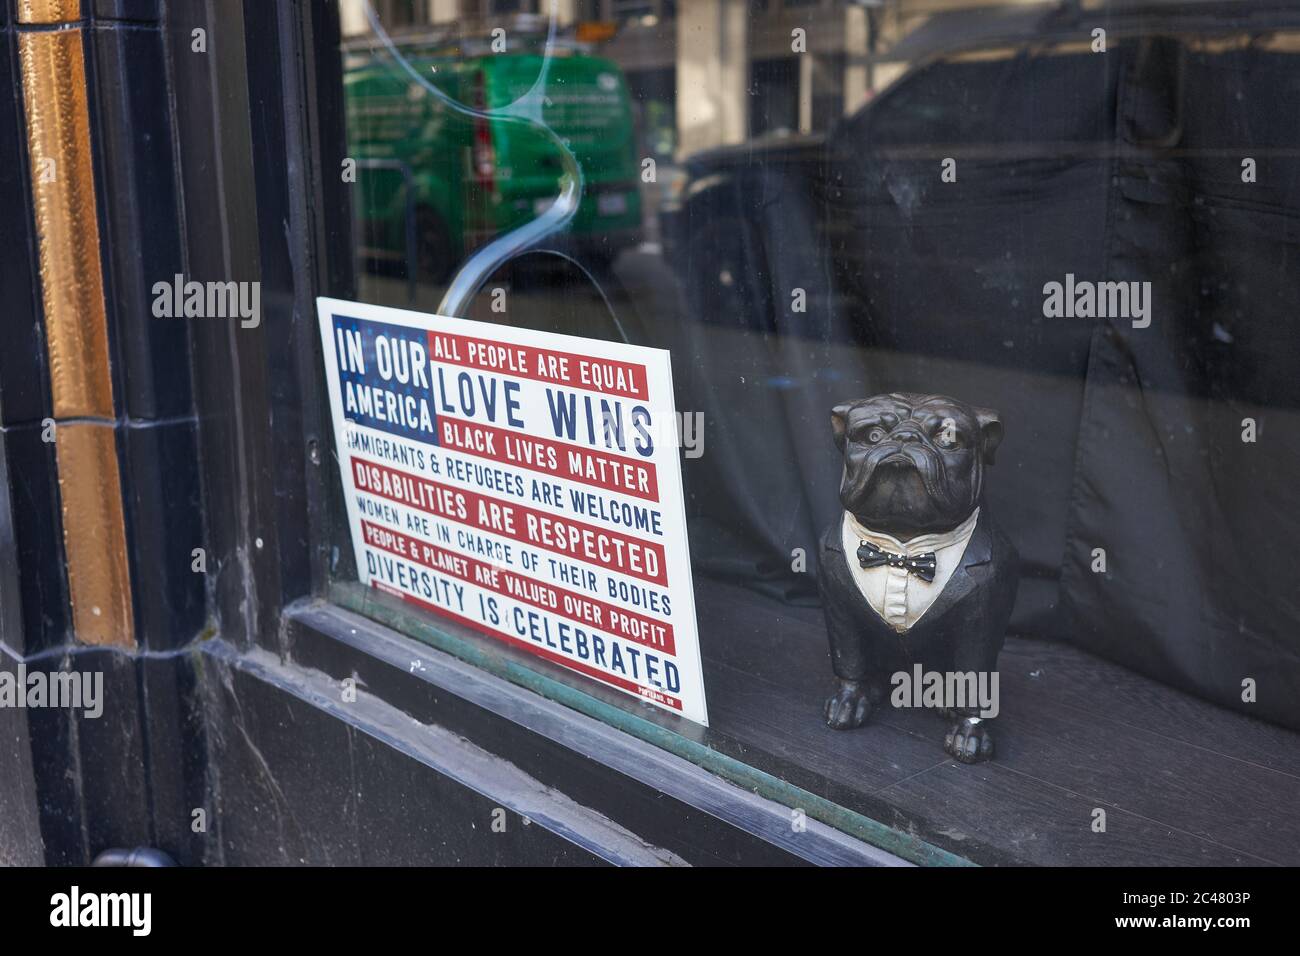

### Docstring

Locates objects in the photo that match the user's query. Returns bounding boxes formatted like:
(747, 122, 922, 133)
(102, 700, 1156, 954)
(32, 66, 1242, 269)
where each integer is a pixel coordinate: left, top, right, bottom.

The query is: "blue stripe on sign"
(332, 314, 439, 445)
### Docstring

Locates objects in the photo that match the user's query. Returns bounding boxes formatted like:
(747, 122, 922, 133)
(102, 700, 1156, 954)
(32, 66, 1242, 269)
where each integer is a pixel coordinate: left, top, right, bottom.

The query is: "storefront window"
(322, 0, 1300, 865)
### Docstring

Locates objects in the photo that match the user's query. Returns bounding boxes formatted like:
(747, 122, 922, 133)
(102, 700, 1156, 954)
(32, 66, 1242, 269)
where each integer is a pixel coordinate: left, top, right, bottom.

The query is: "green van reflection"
(345, 42, 643, 282)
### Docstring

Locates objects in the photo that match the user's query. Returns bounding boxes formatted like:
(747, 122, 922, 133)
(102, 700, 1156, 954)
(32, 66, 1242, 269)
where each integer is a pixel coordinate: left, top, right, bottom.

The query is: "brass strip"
(53, 424, 135, 649)
(19, 29, 115, 420)
(17, 0, 82, 25)
(19, 28, 136, 648)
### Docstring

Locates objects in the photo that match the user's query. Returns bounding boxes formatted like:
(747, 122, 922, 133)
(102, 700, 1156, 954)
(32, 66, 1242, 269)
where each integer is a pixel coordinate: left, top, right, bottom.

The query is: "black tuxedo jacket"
(818, 510, 1019, 684)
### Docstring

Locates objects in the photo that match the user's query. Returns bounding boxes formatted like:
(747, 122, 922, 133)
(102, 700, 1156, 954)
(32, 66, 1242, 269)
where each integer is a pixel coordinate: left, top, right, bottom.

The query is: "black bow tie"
(856, 540, 937, 582)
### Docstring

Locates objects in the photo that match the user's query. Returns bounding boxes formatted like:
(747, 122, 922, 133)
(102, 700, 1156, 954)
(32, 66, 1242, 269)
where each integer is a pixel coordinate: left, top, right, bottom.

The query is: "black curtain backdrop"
(670, 31, 1300, 730)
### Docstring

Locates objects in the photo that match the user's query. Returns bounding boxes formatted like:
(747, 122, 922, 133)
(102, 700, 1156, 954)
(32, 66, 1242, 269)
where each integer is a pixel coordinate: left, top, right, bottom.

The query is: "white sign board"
(316, 298, 708, 725)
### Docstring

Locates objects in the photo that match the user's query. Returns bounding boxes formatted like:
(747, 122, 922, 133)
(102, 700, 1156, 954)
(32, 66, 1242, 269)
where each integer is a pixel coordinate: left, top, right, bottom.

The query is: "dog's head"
(832, 392, 1003, 539)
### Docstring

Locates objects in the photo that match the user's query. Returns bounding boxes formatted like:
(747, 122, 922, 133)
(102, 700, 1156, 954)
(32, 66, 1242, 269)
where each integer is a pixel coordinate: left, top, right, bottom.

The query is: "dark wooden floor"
(694, 578, 1300, 866)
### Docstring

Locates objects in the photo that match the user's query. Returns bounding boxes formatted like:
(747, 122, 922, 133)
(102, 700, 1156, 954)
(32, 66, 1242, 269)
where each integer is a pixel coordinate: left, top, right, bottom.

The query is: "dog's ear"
(973, 406, 1003, 465)
(831, 403, 855, 451)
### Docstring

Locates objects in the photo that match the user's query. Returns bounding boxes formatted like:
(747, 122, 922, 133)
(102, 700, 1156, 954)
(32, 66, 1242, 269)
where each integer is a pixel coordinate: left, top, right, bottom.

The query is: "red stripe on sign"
(372, 581, 683, 711)
(361, 520, 676, 653)
(428, 330, 648, 400)
(351, 456, 667, 586)
(437, 414, 659, 501)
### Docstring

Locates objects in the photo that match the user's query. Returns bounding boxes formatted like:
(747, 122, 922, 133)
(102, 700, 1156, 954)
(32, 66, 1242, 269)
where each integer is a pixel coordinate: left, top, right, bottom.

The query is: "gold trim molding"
(53, 425, 135, 648)
(19, 27, 135, 648)
(19, 29, 114, 419)
(18, 0, 82, 25)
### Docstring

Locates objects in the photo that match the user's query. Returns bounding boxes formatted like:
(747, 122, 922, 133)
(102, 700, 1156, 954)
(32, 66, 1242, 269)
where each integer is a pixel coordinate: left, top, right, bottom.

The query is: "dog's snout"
(890, 426, 925, 444)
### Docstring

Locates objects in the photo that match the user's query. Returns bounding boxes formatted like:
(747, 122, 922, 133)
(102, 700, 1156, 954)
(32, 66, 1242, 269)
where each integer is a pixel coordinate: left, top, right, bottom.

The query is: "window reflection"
(331, 0, 1300, 863)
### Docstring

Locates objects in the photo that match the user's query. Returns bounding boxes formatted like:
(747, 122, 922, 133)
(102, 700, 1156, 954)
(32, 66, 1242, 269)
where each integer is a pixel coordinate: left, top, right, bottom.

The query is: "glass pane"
(322, 0, 1300, 866)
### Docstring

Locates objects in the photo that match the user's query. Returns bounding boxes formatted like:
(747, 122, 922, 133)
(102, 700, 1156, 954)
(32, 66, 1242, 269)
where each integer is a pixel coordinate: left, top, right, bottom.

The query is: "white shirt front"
(840, 508, 980, 634)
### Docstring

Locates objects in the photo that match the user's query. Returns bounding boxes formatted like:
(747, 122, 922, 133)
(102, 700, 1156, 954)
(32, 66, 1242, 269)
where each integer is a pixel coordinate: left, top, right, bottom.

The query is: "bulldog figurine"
(819, 392, 1018, 763)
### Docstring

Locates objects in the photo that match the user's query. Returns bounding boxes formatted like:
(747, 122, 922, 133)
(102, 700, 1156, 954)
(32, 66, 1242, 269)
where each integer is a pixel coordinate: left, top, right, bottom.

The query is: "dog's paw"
(944, 717, 995, 763)
(824, 680, 872, 730)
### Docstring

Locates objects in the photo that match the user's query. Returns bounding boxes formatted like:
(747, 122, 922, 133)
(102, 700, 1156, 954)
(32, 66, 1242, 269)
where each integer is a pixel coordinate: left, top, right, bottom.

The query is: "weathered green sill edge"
(330, 581, 976, 868)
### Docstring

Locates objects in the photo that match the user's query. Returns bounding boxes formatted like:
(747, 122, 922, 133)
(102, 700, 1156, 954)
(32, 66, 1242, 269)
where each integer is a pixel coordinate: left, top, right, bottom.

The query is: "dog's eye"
(934, 423, 960, 448)
(867, 428, 886, 443)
